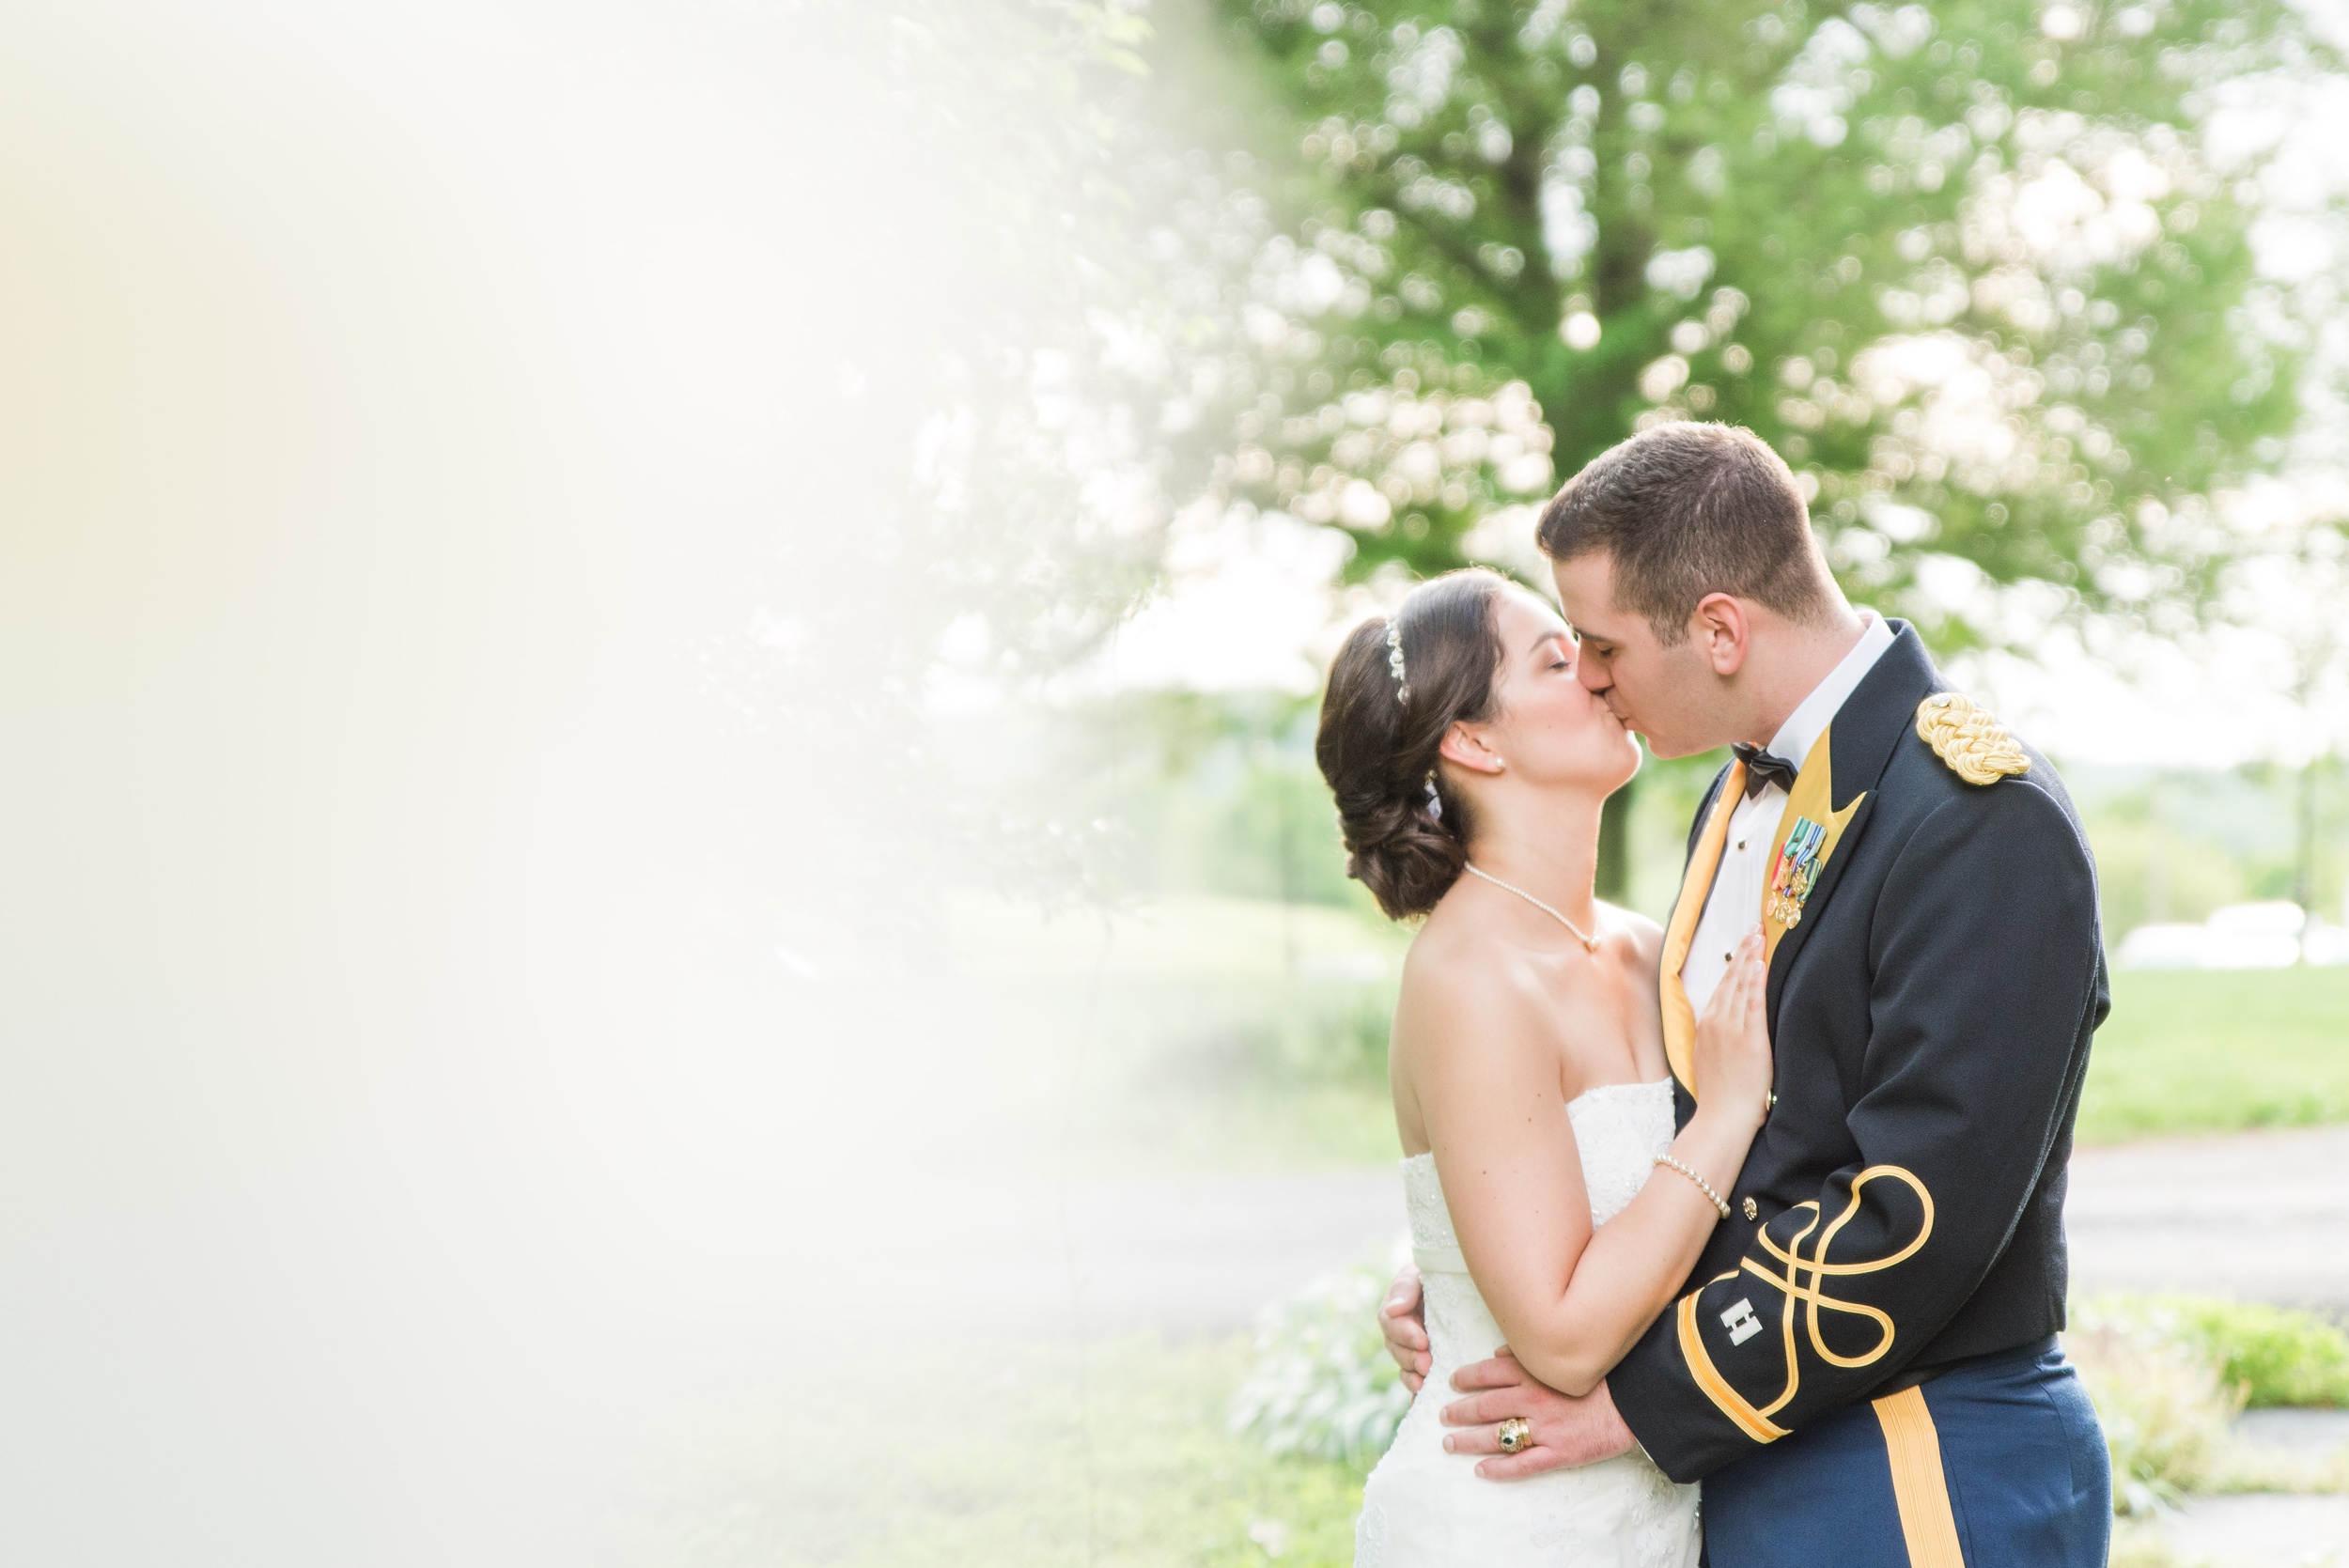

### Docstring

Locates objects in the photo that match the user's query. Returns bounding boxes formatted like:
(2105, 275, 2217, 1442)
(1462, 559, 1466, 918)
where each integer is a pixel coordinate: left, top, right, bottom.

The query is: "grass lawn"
(1179, 960, 2349, 1156)
(770, 1334, 1362, 1568)
(724, 1296, 2349, 1564)
(880, 893, 2349, 1168)
(2077, 967, 2349, 1142)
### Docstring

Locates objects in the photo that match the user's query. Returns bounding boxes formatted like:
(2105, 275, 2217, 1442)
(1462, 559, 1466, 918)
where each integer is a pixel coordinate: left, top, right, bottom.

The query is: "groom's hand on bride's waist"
(1440, 1350, 1637, 1481)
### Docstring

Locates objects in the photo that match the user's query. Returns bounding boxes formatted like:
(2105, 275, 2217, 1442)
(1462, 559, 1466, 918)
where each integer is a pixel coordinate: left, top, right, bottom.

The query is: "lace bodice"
(1359, 1078, 1701, 1568)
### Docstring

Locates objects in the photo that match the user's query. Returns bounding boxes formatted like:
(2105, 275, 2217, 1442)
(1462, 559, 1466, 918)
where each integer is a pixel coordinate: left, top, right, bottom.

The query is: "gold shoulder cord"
(1914, 692, 2029, 785)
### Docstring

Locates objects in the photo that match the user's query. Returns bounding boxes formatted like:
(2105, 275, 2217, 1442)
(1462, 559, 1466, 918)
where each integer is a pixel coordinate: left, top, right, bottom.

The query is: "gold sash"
(1659, 760, 1745, 1096)
(1761, 729, 1866, 965)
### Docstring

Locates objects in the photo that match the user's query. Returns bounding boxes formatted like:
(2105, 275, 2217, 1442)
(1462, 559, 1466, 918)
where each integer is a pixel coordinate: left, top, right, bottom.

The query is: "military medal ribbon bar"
(1767, 815, 1828, 928)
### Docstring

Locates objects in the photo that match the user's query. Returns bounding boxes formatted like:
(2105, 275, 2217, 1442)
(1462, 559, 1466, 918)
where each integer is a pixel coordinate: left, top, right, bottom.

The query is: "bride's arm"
(1415, 935, 1771, 1399)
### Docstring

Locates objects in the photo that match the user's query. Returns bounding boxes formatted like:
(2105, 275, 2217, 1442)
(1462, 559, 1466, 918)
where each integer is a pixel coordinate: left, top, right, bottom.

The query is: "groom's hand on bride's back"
(1439, 1349, 1637, 1480)
(1380, 1264, 1431, 1392)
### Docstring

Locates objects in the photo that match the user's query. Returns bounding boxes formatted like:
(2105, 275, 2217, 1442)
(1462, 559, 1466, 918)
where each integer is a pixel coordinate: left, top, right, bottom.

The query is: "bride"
(1315, 568, 1773, 1567)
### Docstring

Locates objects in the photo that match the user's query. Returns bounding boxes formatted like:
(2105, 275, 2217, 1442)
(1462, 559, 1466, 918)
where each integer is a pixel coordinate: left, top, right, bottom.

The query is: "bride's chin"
(1609, 735, 1642, 787)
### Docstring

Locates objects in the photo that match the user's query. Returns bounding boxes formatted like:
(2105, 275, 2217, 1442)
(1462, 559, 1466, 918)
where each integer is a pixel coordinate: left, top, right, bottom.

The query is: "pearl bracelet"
(1654, 1154, 1731, 1219)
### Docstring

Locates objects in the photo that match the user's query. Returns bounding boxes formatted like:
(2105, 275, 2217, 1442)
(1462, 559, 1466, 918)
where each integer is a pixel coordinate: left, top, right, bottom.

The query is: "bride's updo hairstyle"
(1315, 568, 1509, 920)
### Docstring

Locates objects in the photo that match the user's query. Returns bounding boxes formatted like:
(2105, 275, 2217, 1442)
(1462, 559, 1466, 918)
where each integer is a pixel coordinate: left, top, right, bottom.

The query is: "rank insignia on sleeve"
(1766, 814, 1828, 927)
(1720, 1296, 1763, 1345)
(1914, 691, 2030, 786)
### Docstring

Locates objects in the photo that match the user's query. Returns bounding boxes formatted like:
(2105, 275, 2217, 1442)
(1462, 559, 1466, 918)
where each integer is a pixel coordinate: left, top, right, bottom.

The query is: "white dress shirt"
(1679, 613, 1896, 1016)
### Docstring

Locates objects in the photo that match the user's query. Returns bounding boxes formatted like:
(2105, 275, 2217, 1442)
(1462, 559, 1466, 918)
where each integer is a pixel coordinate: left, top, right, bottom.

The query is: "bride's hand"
(1693, 927, 1772, 1128)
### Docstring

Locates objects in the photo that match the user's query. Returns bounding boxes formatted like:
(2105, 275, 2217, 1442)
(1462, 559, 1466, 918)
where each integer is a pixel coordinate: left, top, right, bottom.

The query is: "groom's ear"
(1689, 593, 1750, 677)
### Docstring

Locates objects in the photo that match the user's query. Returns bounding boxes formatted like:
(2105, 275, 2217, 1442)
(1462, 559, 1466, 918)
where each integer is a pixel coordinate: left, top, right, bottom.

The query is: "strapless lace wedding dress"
(1356, 1079, 1702, 1567)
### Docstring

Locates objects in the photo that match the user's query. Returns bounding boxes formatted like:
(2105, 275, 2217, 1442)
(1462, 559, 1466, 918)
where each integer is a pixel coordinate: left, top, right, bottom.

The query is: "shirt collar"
(1766, 612, 1895, 769)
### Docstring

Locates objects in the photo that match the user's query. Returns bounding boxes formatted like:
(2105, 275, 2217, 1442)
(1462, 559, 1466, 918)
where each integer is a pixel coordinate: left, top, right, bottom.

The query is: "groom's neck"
(1730, 604, 1868, 748)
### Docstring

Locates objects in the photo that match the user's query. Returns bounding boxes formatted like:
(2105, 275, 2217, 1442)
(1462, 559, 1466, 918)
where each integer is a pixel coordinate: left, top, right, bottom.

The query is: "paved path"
(2065, 1125, 2349, 1309)
(909, 1128, 2349, 1560)
(2168, 1493, 2349, 1565)
(813, 1123, 2349, 1385)
(981, 1124, 2349, 1341)
(2167, 1410, 2349, 1564)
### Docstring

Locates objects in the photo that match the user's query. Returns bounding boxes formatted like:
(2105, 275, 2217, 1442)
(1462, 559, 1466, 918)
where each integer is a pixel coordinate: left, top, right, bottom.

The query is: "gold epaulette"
(1914, 692, 2030, 785)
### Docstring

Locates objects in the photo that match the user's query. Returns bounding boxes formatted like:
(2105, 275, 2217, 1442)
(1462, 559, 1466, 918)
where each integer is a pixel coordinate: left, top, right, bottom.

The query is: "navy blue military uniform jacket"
(1610, 622, 2109, 1483)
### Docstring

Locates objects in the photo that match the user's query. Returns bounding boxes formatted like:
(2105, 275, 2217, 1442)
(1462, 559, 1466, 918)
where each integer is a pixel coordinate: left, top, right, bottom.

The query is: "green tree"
(1168, 0, 2337, 891)
(743, 0, 1267, 924)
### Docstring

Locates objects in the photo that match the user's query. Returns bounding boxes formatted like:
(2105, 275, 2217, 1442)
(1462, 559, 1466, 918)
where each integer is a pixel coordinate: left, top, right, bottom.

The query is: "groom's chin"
(1633, 724, 1724, 761)
(1629, 727, 1681, 758)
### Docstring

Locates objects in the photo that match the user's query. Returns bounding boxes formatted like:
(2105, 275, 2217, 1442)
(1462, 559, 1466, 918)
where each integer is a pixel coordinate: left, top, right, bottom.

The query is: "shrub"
(1231, 1266, 1414, 1467)
(1130, 977, 1396, 1095)
(2065, 1312, 2243, 1516)
(2077, 1293, 2349, 1408)
(2108, 1521, 2196, 1568)
(2170, 1297, 2349, 1407)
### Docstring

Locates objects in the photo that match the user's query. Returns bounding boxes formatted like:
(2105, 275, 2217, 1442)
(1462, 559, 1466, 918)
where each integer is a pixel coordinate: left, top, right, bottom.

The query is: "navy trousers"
(1699, 1339, 2109, 1568)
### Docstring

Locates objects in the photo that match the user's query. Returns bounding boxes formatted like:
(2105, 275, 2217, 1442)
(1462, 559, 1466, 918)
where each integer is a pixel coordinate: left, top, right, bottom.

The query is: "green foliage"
(2107, 1523, 2195, 1568)
(2069, 1302, 2245, 1514)
(1143, 975, 1399, 1091)
(1175, 0, 2333, 640)
(1130, 759, 1368, 906)
(2077, 967, 2349, 1141)
(2077, 1294, 2349, 1414)
(2069, 760, 2348, 939)
(756, 1, 1301, 922)
(2081, 819, 2255, 935)
(775, 1333, 1367, 1566)
(2069, 1293, 2349, 1524)
(1034, 690, 1370, 907)
(910, 891, 1410, 1172)
(2172, 1298, 2349, 1408)
(1231, 1266, 1416, 1464)
(919, 893, 2349, 1172)
(1622, 745, 1737, 919)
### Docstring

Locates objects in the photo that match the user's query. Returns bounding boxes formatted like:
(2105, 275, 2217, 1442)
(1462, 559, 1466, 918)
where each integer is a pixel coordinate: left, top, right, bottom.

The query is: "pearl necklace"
(1462, 863, 1601, 953)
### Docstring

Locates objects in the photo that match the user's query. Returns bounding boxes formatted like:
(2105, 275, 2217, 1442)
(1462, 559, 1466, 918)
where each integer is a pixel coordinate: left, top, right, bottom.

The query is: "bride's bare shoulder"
(1395, 905, 1555, 1039)
(1397, 910, 1493, 1002)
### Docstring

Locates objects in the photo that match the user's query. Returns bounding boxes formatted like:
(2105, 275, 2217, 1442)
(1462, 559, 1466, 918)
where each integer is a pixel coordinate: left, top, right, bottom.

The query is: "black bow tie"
(1733, 742, 1800, 799)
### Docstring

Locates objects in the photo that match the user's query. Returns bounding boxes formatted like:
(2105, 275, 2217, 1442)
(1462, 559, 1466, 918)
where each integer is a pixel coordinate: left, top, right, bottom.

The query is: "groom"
(1382, 423, 2111, 1565)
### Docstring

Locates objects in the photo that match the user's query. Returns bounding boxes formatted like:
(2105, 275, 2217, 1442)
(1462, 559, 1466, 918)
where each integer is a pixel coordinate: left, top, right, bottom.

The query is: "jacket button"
(1742, 1197, 1759, 1221)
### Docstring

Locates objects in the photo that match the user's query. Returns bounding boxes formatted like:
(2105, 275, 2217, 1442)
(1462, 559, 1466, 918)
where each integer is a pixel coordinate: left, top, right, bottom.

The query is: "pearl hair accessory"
(1385, 620, 1409, 704)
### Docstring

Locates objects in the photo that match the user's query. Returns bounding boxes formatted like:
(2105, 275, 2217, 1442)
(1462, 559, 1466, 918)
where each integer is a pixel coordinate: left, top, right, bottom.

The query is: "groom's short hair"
(1534, 423, 1837, 643)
